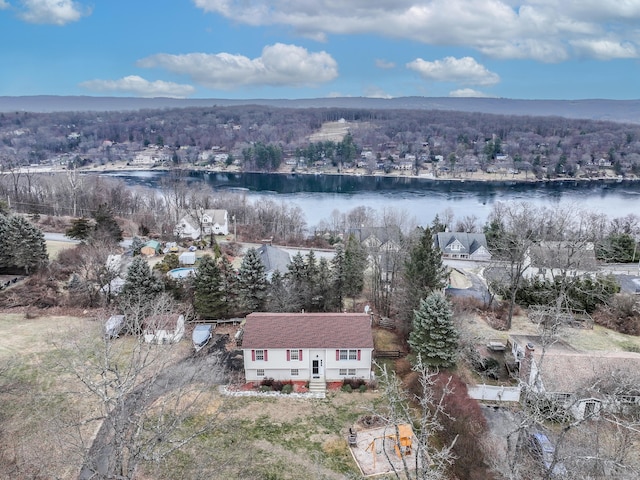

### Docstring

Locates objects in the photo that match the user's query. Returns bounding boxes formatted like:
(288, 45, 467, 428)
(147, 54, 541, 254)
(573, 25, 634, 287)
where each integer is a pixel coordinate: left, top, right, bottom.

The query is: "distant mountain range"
(2, 95, 640, 124)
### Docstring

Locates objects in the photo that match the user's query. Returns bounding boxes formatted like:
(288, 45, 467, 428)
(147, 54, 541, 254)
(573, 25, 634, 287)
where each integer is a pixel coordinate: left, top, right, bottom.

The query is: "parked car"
(528, 431, 568, 477)
(104, 315, 125, 339)
(192, 324, 213, 351)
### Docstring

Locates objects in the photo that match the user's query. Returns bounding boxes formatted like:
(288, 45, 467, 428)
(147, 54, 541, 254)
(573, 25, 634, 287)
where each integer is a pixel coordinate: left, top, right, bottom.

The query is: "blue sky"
(1, 0, 640, 100)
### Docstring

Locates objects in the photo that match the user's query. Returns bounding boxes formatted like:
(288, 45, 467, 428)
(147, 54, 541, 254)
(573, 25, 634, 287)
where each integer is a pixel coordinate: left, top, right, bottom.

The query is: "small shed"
(143, 314, 185, 344)
(179, 251, 196, 265)
(141, 240, 162, 256)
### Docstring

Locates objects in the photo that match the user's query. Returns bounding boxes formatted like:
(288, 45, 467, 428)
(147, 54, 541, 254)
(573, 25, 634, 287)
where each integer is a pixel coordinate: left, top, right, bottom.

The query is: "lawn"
(45, 239, 76, 260)
(0, 311, 391, 480)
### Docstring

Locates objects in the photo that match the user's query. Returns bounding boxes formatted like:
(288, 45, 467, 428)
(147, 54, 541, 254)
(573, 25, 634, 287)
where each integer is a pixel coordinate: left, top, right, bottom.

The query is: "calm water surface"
(102, 170, 640, 227)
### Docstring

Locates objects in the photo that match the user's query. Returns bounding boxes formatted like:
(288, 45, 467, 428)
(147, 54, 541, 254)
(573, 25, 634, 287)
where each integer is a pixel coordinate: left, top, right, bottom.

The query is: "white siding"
(243, 347, 373, 382)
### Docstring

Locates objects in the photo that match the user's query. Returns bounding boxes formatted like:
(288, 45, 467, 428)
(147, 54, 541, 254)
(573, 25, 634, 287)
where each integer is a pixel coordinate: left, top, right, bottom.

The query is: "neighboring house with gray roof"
(511, 335, 640, 419)
(435, 232, 492, 261)
(257, 244, 291, 280)
(174, 209, 229, 240)
(242, 313, 374, 385)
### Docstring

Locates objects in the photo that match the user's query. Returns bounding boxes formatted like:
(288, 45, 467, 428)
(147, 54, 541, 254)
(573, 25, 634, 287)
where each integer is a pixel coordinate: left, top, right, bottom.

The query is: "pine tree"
(237, 247, 267, 312)
(219, 255, 239, 316)
(404, 227, 448, 314)
(344, 234, 368, 307)
(192, 255, 225, 319)
(286, 252, 308, 311)
(408, 293, 458, 369)
(119, 256, 163, 332)
(66, 217, 94, 241)
(93, 203, 123, 244)
(266, 270, 294, 312)
(130, 236, 145, 256)
(331, 243, 346, 311)
(314, 257, 335, 312)
(7, 215, 48, 274)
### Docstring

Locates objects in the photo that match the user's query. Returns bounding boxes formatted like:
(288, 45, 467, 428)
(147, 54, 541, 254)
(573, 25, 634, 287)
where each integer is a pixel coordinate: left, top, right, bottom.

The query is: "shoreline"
(79, 161, 639, 186)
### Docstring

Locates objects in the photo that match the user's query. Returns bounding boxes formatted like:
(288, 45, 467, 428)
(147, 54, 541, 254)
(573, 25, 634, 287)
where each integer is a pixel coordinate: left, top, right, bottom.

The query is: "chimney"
(519, 342, 535, 384)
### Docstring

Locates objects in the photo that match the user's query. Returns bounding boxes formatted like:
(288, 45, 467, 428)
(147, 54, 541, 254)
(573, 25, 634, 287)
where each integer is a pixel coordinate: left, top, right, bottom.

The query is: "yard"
(0, 311, 392, 480)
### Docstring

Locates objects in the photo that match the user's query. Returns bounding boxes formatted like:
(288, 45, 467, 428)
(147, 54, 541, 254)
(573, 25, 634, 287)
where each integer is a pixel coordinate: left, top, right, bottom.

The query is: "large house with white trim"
(435, 232, 492, 261)
(174, 209, 229, 240)
(241, 312, 374, 386)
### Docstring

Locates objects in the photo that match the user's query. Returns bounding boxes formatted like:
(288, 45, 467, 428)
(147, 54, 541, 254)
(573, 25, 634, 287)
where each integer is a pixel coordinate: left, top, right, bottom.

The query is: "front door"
(310, 350, 325, 379)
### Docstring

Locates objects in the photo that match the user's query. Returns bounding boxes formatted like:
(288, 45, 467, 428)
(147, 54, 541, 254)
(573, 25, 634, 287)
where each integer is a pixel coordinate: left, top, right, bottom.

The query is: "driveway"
(446, 267, 491, 303)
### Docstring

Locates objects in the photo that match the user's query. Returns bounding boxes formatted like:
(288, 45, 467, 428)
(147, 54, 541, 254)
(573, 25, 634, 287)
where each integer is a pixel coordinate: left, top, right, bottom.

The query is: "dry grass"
(0, 312, 94, 358)
(373, 328, 403, 352)
(45, 239, 77, 260)
(458, 306, 640, 353)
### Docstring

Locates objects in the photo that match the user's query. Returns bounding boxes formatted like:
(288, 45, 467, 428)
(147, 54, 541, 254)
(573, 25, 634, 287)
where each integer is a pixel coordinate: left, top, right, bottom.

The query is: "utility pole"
(233, 215, 237, 242)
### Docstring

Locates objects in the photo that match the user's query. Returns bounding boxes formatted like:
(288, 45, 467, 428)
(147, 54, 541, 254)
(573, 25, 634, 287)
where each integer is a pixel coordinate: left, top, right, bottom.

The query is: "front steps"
(308, 378, 327, 397)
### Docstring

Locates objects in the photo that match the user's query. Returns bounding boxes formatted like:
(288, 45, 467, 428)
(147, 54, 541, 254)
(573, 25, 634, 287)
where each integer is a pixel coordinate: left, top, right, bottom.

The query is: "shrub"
(260, 378, 275, 388)
(593, 295, 640, 336)
(341, 384, 352, 393)
(358, 384, 367, 393)
(281, 384, 293, 394)
(342, 378, 366, 390)
(433, 373, 493, 480)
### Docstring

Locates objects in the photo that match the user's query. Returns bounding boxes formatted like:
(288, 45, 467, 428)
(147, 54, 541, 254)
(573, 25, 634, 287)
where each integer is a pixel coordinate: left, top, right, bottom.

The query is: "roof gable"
(436, 232, 489, 253)
(242, 313, 374, 349)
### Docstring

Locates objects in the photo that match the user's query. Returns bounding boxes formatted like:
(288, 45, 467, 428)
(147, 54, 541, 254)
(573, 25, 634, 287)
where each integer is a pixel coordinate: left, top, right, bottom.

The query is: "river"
(101, 170, 640, 227)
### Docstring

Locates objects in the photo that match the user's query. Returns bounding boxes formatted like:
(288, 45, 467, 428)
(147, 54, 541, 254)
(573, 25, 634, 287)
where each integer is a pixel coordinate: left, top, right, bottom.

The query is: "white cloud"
(407, 56, 500, 86)
(449, 88, 493, 98)
(571, 39, 638, 60)
(0, 1, 9, 10)
(138, 43, 338, 90)
(193, 0, 640, 62)
(375, 59, 396, 69)
(18, 0, 89, 25)
(79, 76, 196, 98)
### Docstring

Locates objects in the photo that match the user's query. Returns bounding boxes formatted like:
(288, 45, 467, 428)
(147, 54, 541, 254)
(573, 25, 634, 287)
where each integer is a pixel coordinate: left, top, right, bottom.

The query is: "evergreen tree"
(344, 235, 368, 307)
(409, 293, 458, 369)
(404, 227, 448, 313)
(266, 270, 294, 312)
(314, 257, 335, 312)
(93, 203, 123, 244)
(286, 252, 308, 311)
(237, 247, 267, 312)
(219, 255, 239, 316)
(6, 215, 48, 274)
(192, 255, 225, 319)
(130, 236, 145, 256)
(119, 256, 163, 331)
(66, 217, 93, 241)
(331, 243, 346, 311)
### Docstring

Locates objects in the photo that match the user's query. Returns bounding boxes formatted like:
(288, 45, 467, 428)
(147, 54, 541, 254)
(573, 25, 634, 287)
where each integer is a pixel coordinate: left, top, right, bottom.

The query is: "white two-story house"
(174, 209, 229, 240)
(242, 312, 374, 385)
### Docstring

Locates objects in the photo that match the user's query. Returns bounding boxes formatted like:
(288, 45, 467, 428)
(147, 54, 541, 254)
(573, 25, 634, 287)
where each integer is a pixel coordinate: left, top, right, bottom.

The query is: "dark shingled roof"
(242, 313, 374, 349)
